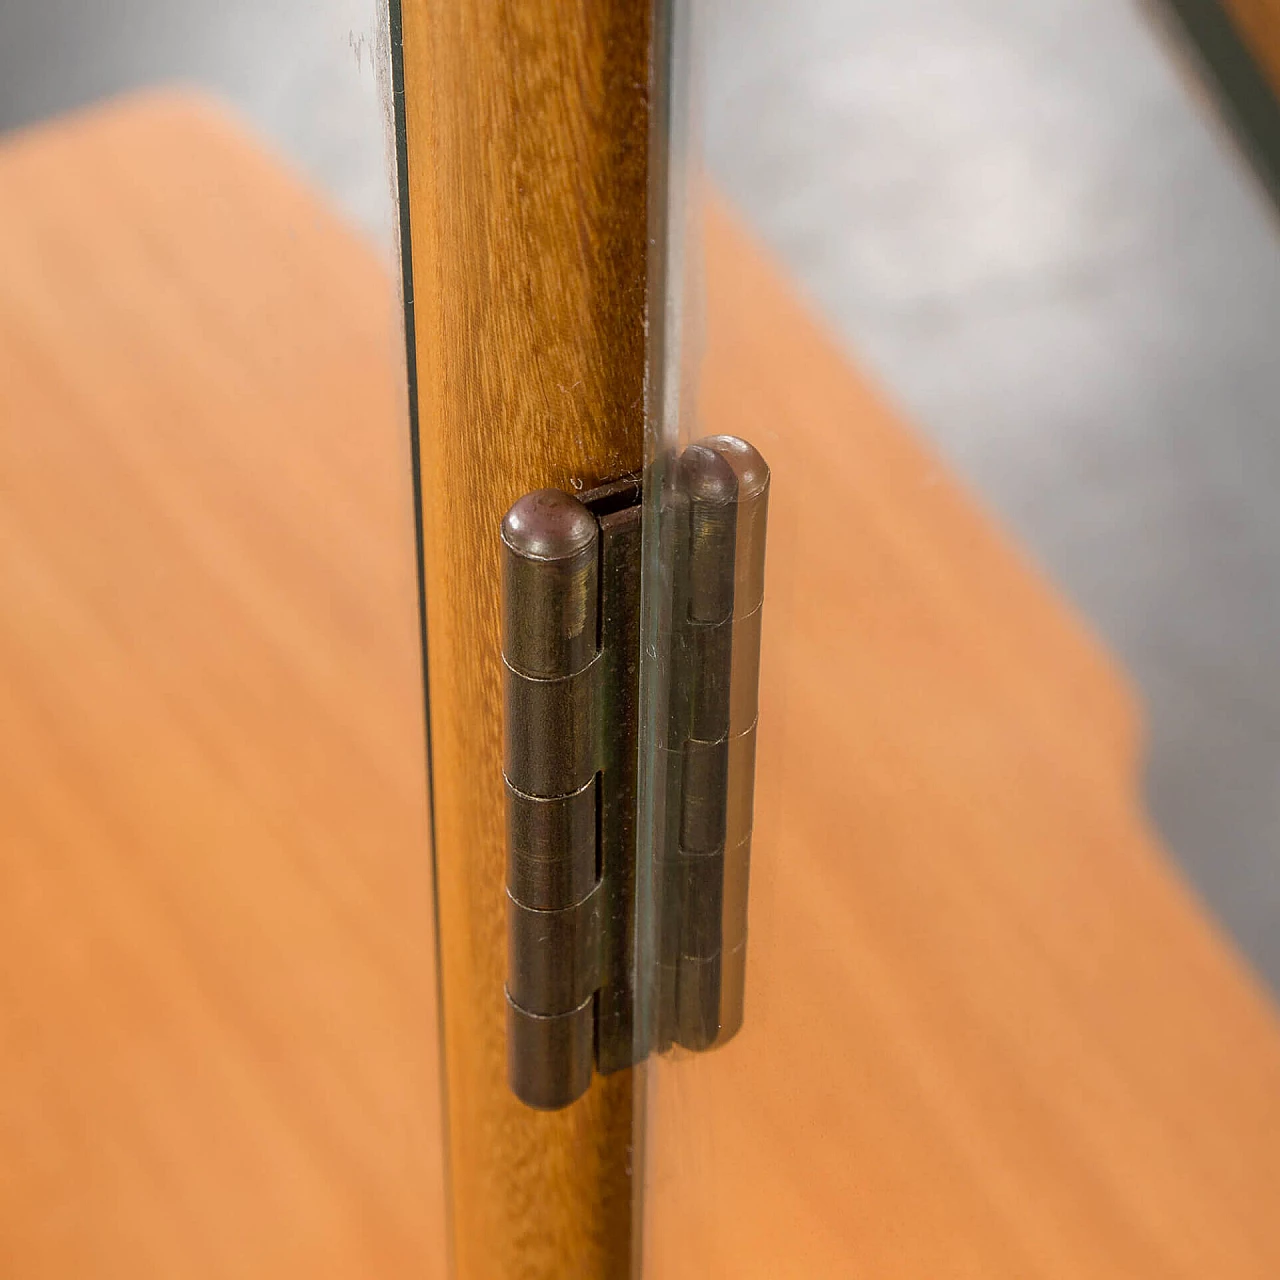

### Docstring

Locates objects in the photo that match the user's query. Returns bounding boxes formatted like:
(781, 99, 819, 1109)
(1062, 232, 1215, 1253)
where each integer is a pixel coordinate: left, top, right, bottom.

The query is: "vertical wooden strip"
(396, 1, 651, 1274)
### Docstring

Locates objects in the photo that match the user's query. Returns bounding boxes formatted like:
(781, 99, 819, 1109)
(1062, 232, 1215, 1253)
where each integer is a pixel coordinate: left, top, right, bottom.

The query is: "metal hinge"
(501, 436, 769, 1110)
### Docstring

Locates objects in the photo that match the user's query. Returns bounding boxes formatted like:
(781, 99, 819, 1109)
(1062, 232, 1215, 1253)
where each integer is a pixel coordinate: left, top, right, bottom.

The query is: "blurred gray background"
(1, 0, 1278, 986)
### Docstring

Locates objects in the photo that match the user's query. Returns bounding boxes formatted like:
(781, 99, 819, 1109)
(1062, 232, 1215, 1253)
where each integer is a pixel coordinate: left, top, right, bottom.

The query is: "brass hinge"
(501, 437, 769, 1110)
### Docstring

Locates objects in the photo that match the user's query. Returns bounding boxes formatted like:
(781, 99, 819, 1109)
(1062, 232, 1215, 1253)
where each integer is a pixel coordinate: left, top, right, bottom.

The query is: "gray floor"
(2, 0, 1279, 987)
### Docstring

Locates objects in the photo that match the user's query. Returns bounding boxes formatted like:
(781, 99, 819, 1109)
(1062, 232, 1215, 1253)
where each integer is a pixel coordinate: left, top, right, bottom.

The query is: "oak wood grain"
(0, 95, 445, 1280)
(396, 1, 651, 1274)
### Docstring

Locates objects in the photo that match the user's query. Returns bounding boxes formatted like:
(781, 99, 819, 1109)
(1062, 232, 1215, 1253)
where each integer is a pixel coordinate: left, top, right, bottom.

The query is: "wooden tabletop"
(1, 94, 1278, 1278)
(0, 95, 444, 1279)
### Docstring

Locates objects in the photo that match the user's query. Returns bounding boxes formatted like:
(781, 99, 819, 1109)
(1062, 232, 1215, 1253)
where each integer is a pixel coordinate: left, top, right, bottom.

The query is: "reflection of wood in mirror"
(643, 201, 1280, 1277)
(395, 1, 650, 1274)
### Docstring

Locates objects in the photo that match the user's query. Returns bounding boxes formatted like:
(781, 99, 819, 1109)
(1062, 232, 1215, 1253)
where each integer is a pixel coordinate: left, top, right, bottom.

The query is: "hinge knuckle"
(678, 444, 738, 625)
(506, 884, 603, 1012)
(675, 953, 722, 1051)
(505, 777, 597, 909)
(502, 657, 599, 797)
(679, 740, 730, 853)
(505, 993, 594, 1113)
(501, 488, 599, 678)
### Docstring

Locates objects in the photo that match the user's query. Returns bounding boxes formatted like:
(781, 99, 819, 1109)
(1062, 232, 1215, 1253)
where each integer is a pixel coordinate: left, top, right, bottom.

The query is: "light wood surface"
(396, 1, 650, 1272)
(3, 95, 1280, 1280)
(0, 96, 445, 1278)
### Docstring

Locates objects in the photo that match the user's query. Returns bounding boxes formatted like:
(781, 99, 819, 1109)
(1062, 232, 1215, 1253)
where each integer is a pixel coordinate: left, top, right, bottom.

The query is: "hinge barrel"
(705, 435, 770, 1043)
(660, 444, 738, 1050)
(501, 490, 603, 1110)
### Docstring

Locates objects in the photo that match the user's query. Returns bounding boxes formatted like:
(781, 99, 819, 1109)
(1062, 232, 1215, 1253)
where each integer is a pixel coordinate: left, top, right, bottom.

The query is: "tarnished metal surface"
(501, 442, 767, 1107)
(659, 444, 738, 1051)
(501, 489, 604, 1110)
(703, 435, 770, 1045)
(501, 479, 643, 1108)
